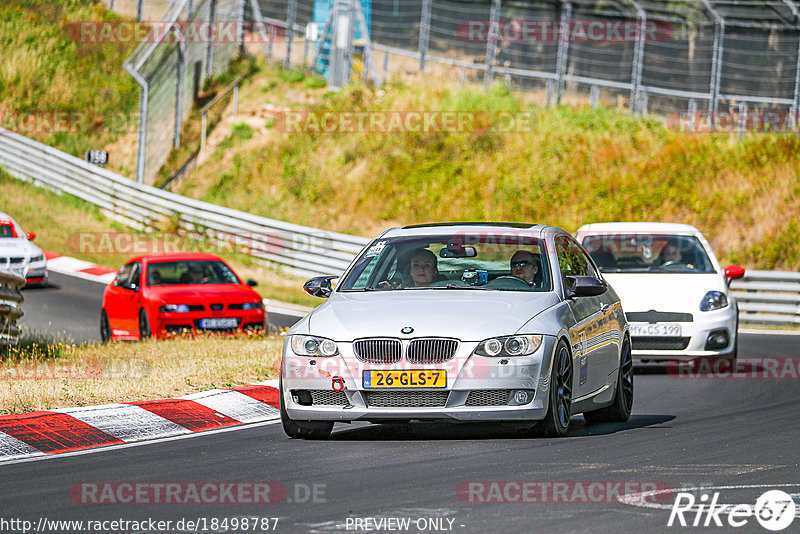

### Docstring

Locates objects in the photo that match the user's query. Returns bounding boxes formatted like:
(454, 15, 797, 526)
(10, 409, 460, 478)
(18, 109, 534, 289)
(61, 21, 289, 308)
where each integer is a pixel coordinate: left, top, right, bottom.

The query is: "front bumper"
(280, 336, 557, 423)
(629, 305, 737, 359)
(154, 310, 266, 336)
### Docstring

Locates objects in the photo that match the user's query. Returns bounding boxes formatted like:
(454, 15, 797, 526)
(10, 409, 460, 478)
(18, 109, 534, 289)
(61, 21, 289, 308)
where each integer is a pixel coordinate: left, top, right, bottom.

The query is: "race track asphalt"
(1, 331, 798, 534)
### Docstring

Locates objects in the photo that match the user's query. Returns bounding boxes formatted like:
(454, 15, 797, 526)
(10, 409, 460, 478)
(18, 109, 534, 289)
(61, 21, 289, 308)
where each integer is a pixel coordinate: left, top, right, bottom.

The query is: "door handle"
(600, 303, 613, 313)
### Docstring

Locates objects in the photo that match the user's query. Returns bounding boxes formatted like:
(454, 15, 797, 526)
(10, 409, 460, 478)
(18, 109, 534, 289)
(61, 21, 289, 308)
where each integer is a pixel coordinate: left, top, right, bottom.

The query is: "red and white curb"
(44, 251, 118, 284)
(0, 379, 280, 462)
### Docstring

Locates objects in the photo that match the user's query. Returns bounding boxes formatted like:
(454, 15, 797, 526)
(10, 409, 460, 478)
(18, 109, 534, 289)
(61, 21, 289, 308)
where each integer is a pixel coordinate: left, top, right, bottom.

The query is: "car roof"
(380, 222, 552, 238)
(576, 222, 702, 235)
(124, 253, 226, 264)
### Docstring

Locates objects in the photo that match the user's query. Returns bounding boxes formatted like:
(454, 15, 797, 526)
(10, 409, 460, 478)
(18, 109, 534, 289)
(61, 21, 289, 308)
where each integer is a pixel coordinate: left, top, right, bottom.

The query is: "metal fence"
(732, 270, 800, 326)
(254, 0, 800, 122)
(0, 130, 369, 278)
(0, 271, 25, 347)
(124, 0, 246, 184)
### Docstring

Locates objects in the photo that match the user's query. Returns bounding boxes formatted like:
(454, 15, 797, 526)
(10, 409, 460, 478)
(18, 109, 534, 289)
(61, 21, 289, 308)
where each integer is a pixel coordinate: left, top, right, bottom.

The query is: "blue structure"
(313, 0, 372, 76)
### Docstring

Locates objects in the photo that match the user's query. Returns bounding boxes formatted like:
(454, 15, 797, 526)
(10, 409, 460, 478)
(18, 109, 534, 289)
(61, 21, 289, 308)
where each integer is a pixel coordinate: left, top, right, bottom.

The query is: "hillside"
(0, 0, 140, 175)
(173, 64, 800, 270)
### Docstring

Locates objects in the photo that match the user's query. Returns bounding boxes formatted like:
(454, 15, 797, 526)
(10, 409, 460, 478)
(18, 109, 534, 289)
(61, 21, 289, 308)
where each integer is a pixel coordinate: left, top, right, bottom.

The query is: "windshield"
(581, 234, 715, 273)
(146, 260, 241, 286)
(339, 234, 552, 292)
(0, 223, 16, 238)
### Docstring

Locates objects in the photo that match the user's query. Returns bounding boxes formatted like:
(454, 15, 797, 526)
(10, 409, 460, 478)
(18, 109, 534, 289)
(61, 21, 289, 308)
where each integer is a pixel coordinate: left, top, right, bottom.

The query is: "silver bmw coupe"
(280, 223, 632, 439)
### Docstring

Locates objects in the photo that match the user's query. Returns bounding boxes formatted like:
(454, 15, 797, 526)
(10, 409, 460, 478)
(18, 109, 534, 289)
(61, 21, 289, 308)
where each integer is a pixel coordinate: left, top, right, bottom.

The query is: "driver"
(510, 250, 540, 286)
(659, 239, 695, 269)
(407, 248, 439, 287)
(186, 264, 207, 284)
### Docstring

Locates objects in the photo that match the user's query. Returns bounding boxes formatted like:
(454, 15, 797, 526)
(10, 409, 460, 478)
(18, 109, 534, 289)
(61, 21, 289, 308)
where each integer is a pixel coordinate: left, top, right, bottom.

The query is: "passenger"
(510, 250, 540, 286)
(407, 248, 439, 287)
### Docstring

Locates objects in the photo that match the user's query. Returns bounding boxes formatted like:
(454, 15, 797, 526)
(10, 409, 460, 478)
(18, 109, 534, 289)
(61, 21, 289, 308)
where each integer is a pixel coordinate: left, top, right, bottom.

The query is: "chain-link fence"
(123, 0, 246, 184)
(253, 0, 800, 126)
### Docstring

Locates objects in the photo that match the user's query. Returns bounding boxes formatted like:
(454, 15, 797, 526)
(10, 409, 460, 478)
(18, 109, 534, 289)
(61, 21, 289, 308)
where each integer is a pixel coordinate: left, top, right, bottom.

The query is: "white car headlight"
(475, 335, 543, 357)
(700, 291, 728, 312)
(30, 254, 45, 263)
(291, 335, 339, 357)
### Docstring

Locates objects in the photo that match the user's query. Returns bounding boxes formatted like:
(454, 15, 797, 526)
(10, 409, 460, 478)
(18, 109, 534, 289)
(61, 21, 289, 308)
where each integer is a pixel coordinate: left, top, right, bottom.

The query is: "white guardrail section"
(0, 130, 369, 278)
(732, 270, 800, 326)
(0, 270, 24, 346)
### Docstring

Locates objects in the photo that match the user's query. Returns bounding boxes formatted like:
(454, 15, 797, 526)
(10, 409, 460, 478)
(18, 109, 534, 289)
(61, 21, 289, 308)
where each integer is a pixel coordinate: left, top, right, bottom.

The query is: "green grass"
(0, 0, 140, 172)
(173, 64, 800, 270)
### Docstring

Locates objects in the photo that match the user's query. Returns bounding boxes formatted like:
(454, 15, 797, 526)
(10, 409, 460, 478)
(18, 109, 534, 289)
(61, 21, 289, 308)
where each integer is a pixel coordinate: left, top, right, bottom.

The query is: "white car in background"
(0, 211, 47, 287)
(575, 222, 744, 362)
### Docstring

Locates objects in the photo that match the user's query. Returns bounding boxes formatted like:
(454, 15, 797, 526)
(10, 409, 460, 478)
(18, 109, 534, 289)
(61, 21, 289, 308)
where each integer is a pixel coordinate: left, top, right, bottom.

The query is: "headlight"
(700, 291, 728, 312)
(241, 302, 265, 310)
(475, 335, 543, 357)
(30, 254, 45, 263)
(159, 304, 191, 313)
(290, 335, 339, 357)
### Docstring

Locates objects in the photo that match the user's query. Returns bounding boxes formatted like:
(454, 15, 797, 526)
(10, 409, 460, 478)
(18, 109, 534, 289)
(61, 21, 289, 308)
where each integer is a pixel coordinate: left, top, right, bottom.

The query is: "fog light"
(510, 389, 535, 406)
(705, 329, 729, 350)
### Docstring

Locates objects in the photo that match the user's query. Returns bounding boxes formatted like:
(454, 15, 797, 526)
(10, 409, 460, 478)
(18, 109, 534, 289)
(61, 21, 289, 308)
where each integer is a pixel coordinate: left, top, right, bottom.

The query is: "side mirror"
(246, 279, 258, 287)
(565, 275, 607, 298)
(26, 232, 36, 241)
(303, 275, 338, 298)
(124, 282, 139, 292)
(724, 265, 745, 286)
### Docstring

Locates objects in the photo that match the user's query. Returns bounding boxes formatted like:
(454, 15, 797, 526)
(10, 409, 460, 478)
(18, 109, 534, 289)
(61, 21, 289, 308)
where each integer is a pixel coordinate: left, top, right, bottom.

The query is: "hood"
(601, 272, 727, 314)
(146, 284, 260, 303)
(305, 290, 560, 341)
(0, 239, 39, 259)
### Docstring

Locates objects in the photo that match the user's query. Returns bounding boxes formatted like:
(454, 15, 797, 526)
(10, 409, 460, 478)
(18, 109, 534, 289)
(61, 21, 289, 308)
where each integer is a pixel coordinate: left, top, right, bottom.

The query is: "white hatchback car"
(0, 211, 48, 286)
(575, 223, 743, 362)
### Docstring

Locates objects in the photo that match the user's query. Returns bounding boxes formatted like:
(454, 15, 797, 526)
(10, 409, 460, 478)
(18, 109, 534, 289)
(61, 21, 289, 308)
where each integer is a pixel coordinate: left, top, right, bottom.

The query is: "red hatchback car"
(101, 253, 266, 340)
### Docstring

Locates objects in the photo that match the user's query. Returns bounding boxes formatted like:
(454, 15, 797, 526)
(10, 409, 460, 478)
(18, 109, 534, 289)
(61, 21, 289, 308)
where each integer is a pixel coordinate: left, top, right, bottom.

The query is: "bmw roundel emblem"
(401, 326, 414, 334)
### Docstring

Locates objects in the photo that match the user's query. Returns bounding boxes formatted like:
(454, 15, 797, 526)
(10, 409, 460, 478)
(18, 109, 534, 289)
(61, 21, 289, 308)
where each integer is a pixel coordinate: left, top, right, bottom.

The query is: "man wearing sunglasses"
(510, 250, 540, 287)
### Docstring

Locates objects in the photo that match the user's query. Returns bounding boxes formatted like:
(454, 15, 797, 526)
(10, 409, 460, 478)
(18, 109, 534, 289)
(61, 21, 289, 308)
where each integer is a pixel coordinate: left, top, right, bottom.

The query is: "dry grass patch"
(0, 335, 283, 415)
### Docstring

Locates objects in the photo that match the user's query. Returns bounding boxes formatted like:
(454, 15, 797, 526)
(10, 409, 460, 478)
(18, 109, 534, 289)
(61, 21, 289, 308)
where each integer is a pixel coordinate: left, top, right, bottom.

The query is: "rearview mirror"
(439, 245, 477, 258)
(565, 275, 607, 298)
(303, 276, 338, 298)
(26, 232, 36, 241)
(246, 279, 258, 287)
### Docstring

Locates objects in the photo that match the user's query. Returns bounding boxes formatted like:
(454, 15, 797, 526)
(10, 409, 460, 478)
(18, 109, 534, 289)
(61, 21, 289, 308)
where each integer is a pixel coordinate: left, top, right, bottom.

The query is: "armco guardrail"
(731, 271, 800, 325)
(732, 270, 800, 326)
(0, 270, 25, 347)
(0, 129, 369, 278)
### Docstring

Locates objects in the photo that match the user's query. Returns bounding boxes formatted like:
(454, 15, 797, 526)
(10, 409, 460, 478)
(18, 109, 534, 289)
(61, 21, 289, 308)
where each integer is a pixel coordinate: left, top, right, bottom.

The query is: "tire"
(139, 309, 152, 340)
(533, 339, 573, 437)
(279, 378, 333, 439)
(584, 338, 633, 424)
(100, 310, 111, 342)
